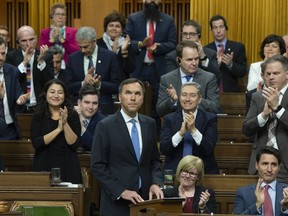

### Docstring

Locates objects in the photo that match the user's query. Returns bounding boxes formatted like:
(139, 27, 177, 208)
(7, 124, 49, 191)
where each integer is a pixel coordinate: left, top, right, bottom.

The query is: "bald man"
(6, 25, 53, 112)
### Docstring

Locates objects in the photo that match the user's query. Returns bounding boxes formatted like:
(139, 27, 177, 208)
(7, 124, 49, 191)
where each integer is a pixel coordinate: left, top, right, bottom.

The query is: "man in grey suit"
(233, 146, 288, 215)
(165, 19, 221, 85)
(91, 78, 163, 216)
(157, 41, 220, 117)
(243, 55, 288, 184)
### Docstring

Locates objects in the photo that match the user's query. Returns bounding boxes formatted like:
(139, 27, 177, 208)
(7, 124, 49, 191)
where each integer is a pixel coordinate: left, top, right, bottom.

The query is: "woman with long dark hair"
(31, 79, 82, 184)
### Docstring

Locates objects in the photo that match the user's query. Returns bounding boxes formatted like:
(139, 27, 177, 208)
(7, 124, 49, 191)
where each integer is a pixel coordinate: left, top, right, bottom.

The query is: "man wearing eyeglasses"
(165, 20, 221, 85)
(160, 82, 219, 174)
(65, 26, 121, 115)
(205, 14, 247, 92)
(0, 25, 13, 53)
(6, 25, 53, 113)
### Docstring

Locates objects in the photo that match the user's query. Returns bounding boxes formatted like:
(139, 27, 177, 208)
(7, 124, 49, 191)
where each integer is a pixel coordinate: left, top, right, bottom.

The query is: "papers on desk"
(52, 182, 80, 188)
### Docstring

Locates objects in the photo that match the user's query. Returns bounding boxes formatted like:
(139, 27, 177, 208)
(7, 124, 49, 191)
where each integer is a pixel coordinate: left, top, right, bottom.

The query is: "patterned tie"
(267, 113, 277, 147)
(147, 20, 155, 59)
(182, 132, 193, 157)
(130, 119, 141, 161)
(218, 44, 224, 56)
(264, 184, 273, 216)
(88, 56, 94, 71)
(184, 75, 192, 82)
(26, 63, 31, 94)
(83, 119, 89, 128)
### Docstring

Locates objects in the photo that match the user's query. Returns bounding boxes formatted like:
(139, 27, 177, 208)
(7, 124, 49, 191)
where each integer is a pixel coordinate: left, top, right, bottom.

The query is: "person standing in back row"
(205, 15, 247, 92)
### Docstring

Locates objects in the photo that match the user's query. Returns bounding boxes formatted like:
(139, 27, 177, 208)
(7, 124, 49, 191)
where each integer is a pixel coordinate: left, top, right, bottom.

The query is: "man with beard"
(125, 0, 177, 130)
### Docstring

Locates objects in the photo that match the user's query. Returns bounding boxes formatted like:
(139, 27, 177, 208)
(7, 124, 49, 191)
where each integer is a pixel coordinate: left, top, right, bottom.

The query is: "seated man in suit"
(65, 26, 121, 115)
(165, 19, 221, 86)
(233, 146, 288, 215)
(160, 82, 219, 174)
(157, 40, 220, 117)
(75, 84, 105, 151)
(205, 15, 247, 92)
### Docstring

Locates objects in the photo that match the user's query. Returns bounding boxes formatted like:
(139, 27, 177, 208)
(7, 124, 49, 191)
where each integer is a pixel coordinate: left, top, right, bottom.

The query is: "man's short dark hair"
(256, 146, 281, 164)
(78, 84, 100, 100)
(118, 78, 145, 94)
(176, 40, 198, 58)
(209, 14, 228, 30)
(182, 20, 202, 38)
(261, 54, 288, 74)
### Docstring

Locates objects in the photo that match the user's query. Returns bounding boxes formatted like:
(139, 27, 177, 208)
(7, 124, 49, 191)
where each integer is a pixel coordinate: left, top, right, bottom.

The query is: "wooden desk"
(0, 186, 88, 216)
(220, 93, 246, 115)
(217, 115, 248, 143)
(16, 114, 32, 140)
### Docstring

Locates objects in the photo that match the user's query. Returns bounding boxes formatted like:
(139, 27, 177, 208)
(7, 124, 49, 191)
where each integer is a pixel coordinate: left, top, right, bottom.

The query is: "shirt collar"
(179, 68, 195, 78)
(182, 109, 198, 119)
(120, 109, 139, 123)
(280, 84, 288, 95)
(215, 38, 227, 48)
(261, 179, 277, 191)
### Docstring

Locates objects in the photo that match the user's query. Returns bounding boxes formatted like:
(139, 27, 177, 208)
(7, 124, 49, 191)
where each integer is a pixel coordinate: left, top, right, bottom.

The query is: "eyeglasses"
(54, 13, 66, 17)
(181, 170, 198, 178)
(181, 32, 199, 38)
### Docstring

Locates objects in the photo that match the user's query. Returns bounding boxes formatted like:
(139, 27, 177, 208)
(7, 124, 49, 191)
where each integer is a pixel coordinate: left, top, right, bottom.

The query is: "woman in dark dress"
(163, 155, 216, 214)
(97, 11, 134, 80)
(31, 79, 82, 184)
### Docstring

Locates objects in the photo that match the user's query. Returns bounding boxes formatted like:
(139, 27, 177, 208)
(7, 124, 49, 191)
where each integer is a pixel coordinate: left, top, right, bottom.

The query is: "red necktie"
(264, 184, 273, 216)
(147, 20, 154, 59)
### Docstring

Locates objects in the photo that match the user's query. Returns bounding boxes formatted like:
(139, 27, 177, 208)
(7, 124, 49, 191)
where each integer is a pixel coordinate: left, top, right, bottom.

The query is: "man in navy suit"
(91, 78, 163, 216)
(75, 84, 105, 151)
(125, 0, 177, 126)
(0, 37, 29, 140)
(6, 26, 53, 112)
(205, 15, 247, 92)
(165, 19, 221, 85)
(233, 147, 288, 215)
(157, 41, 220, 117)
(160, 82, 219, 174)
(65, 26, 121, 115)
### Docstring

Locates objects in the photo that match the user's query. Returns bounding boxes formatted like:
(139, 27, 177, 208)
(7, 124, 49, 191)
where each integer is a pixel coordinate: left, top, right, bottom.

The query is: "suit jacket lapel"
(3, 65, 12, 109)
(275, 182, 283, 215)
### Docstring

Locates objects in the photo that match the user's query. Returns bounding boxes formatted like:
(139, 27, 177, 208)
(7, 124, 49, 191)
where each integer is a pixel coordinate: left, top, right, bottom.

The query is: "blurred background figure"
(0, 25, 13, 52)
(31, 79, 82, 184)
(39, 2, 79, 67)
(247, 34, 286, 91)
(163, 155, 216, 214)
(283, 34, 288, 58)
(97, 11, 134, 80)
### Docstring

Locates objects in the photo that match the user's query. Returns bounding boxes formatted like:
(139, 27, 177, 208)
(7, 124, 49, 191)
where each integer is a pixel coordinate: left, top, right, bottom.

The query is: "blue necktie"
(182, 132, 193, 157)
(88, 56, 94, 71)
(130, 119, 142, 188)
(130, 119, 141, 161)
(83, 119, 89, 128)
(184, 75, 192, 82)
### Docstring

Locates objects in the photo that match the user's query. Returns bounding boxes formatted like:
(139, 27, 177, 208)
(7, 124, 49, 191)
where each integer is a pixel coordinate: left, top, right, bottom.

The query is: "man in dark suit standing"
(160, 82, 219, 174)
(205, 15, 247, 92)
(233, 147, 288, 215)
(125, 0, 177, 126)
(0, 37, 29, 140)
(75, 85, 105, 151)
(65, 26, 121, 115)
(243, 55, 288, 184)
(165, 20, 221, 85)
(157, 41, 220, 117)
(91, 78, 163, 216)
(6, 26, 53, 112)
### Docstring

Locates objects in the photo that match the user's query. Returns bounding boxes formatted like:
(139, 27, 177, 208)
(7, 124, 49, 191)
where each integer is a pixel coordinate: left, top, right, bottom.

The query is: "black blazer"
(163, 185, 216, 213)
(6, 49, 53, 101)
(97, 37, 135, 80)
(205, 40, 248, 92)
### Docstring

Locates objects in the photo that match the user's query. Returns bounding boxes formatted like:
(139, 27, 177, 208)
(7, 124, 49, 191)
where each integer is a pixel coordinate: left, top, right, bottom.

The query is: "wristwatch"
(274, 105, 282, 113)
